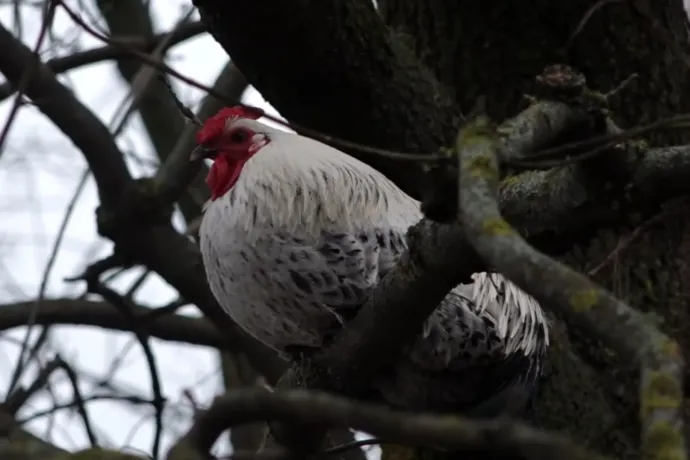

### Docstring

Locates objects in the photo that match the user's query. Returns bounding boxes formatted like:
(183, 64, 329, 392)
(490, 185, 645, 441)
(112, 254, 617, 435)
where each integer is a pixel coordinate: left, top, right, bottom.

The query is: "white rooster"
(194, 106, 550, 415)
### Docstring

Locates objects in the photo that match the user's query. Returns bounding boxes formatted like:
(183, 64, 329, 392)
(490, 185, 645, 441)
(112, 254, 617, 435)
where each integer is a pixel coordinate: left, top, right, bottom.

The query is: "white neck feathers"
(204, 130, 421, 238)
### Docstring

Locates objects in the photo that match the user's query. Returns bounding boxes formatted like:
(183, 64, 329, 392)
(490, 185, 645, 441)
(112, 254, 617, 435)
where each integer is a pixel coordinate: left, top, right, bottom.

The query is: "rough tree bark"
(377, 1, 690, 456)
(192, 0, 690, 458)
(379, 0, 690, 147)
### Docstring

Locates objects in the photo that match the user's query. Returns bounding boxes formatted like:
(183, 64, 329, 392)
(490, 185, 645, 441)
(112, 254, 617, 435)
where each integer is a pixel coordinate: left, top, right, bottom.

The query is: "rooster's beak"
(190, 145, 218, 162)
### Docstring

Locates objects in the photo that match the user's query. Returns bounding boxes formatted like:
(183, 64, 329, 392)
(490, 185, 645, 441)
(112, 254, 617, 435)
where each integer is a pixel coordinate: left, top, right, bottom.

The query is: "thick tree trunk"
(377, 0, 690, 457)
(379, 0, 690, 146)
(193, 0, 690, 458)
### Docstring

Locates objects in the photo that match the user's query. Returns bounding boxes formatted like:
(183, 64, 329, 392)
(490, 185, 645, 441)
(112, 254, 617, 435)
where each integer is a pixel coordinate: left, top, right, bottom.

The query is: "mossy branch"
(167, 388, 609, 460)
(456, 116, 686, 460)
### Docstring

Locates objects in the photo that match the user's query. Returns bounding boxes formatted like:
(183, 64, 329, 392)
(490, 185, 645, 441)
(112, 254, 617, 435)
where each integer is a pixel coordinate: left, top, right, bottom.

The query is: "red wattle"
(207, 156, 244, 200)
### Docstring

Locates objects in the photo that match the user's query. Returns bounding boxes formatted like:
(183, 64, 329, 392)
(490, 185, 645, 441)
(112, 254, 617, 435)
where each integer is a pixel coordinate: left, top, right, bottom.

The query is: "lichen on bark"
(374, 1, 690, 456)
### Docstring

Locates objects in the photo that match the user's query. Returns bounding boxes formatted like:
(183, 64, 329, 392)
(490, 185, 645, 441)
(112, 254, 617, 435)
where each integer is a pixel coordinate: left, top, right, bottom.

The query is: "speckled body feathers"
(199, 119, 549, 413)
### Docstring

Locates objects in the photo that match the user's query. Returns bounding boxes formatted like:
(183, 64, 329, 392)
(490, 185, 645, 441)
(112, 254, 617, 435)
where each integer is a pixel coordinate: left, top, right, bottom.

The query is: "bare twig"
(216, 438, 380, 460)
(55, 1, 448, 164)
(587, 197, 689, 276)
(0, 21, 132, 207)
(456, 115, 686, 460)
(3, 357, 63, 415)
(0, 21, 206, 102)
(565, 0, 626, 50)
(0, 408, 70, 458)
(7, 326, 52, 401)
(55, 358, 98, 446)
(0, 298, 223, 349)
(129, 31, 251, 227)
(125, 270, 152, 299)
(156, 73, 202, 126)
(319, 438, 382, 458)
(109, 4, 196, 140)
(3, 355, 98, 446)
(49, 0, 690, 175)
(154, 60, 249, 221)
(76, 280, 165, 458)
(17, 393, 155, 425)
(0, 0, 56, 155)
(5, 169, 90, 396)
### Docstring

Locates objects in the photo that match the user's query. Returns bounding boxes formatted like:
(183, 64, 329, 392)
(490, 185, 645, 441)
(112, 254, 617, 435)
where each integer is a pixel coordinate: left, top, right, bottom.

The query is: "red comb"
(196, 105, 265, 145)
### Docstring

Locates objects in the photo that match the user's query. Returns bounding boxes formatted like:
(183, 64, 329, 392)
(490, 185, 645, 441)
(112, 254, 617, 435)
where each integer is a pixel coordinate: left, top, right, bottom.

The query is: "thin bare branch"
(0, 6, 285, 389)
(2, 354, 98, 448)
(0, 409, 69, 459)
(54, 358, 99, 447)
(153, 61, 248, 209)
(191, 0, 460, 199)
(5, 169, 90, 397)
(0, 299, 223, 349)
(0, 20, 132, 208)
(3, 357, 63, 415)
(83, 280, 164, 458)
(60, 0, 453, 167)
(0, 0, 55, 155)
(0, 22, 205, 102)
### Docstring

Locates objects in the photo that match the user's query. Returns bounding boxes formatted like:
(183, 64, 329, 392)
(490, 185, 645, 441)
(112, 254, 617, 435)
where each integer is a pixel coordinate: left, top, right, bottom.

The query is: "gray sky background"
(0, 1, 290, 456)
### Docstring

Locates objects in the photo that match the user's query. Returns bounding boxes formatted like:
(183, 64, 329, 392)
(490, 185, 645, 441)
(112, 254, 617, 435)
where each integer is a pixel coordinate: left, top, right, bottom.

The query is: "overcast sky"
(0, 1, 292, 456)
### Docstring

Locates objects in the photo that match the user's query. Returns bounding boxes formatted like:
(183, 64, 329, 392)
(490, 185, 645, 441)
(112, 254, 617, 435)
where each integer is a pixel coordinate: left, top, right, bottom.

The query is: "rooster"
(194, 106, 549, 415)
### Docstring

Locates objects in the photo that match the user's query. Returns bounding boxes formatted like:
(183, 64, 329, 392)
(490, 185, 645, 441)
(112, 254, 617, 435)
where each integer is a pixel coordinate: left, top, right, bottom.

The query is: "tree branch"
(3, 357, 63, 415)
(0, 21, 206, 103)
(0, 410, 70, 460)
(0, 299, 223, 349)
(90, 228, 288, 385)
(0, 21, 285, 385)
(220, 352, 267, 454)
(1, 357, 100, 458)
(95, 0, 184, 151)
(192, 0, 459, 199)
(260, 102, 586, 454)
(265, 100, 690, 452)
(95, 0, 202, 222)
(0, 21, 131, 209)
(168, 388, 608, 460)
(300, 102, 585, 394)
(83, 279, 164, 457)
(153, 60, 248, 210)
(457, 115, 685, 460)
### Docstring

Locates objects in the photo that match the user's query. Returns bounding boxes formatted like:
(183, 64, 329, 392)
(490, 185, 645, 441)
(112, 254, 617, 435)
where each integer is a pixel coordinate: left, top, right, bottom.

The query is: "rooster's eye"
(229, 129, 249, 143)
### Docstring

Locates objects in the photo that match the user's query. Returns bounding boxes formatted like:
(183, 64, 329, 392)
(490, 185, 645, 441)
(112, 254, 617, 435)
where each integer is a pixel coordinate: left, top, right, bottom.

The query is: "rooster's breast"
(200, 208, 406, 352)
